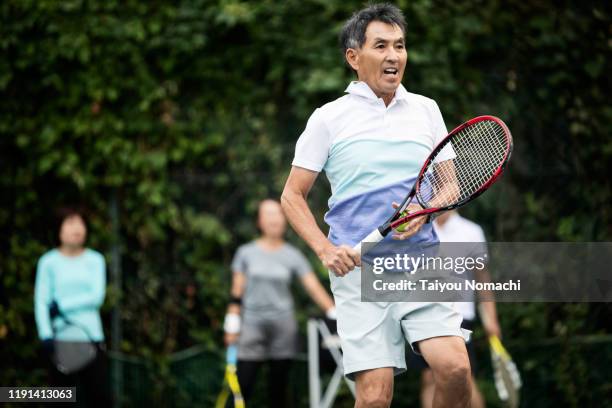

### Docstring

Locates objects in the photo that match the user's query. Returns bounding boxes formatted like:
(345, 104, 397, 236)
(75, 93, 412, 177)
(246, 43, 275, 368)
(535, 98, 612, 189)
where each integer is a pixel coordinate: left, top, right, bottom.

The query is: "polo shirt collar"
(344, 81, 410, 102)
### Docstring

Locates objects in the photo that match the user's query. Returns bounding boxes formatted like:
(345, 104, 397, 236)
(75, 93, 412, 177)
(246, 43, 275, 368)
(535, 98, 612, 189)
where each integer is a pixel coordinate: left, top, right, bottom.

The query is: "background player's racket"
(354, 115, 513, 254)
(215, 345, 245, 408)
(489, 335, 522, 408)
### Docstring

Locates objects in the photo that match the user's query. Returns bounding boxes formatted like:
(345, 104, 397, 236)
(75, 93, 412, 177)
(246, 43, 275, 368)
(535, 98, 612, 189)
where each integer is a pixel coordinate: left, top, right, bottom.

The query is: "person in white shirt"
(281, 4, 471, 407)
(410, 210, 502, 408)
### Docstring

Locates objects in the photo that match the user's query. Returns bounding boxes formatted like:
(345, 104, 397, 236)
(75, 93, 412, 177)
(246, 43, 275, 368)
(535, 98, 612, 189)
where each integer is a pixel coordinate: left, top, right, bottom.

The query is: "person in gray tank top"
(223, 199, 336, 407)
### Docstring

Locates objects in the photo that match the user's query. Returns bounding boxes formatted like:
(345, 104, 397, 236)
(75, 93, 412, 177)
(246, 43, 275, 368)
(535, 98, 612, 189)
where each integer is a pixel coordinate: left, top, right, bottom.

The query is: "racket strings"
(449, 121, 507, 201)
(420, 120, 508, 207)
(451, 120, 507, 199)
(455, 121, 506, 192)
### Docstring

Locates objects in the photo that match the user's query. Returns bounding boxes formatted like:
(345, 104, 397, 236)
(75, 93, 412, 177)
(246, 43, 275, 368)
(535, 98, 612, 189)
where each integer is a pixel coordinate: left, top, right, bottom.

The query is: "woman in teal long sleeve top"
(34, 248, 106, 342)
(34, 208, 109, 406)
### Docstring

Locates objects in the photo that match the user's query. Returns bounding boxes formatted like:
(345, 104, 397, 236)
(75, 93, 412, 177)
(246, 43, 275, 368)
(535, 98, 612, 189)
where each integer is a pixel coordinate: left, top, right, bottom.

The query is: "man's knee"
(355, 368, 394, 408)
(419, 337, 471, 387)
(357, 386, 393, 408)
(433, 354, 471, 387)
(421, 368, 434, 387)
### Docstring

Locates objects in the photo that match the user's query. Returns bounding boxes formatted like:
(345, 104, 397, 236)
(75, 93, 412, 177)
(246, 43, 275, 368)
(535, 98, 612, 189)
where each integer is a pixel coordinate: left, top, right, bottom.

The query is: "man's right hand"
(319, 244, 361, 277)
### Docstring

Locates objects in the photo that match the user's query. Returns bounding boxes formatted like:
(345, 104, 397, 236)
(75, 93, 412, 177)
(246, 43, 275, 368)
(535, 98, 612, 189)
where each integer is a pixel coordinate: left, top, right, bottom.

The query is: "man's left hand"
(392, 202, 428, 240)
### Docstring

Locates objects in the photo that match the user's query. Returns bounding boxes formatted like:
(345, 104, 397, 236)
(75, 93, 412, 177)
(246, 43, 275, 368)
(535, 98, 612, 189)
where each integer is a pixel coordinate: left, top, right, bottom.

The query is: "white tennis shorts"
(330, 267, 471, 380)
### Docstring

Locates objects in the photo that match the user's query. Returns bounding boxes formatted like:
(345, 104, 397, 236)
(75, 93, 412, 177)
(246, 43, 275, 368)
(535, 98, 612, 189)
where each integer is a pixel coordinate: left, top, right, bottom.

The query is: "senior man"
(281, 4, 471, 408)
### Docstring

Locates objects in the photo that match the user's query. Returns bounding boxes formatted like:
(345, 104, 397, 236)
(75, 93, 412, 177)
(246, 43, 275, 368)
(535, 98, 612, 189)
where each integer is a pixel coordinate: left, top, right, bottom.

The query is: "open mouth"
(383, 67, 398, 77)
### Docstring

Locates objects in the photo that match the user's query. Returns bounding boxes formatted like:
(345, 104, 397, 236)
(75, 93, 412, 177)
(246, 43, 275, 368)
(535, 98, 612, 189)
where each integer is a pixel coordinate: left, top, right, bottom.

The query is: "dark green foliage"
(0, 1, 610, 406)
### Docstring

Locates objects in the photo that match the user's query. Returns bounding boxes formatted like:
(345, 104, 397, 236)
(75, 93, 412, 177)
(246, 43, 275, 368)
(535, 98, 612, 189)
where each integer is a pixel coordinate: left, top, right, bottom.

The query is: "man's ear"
(345, 48, 359, 72)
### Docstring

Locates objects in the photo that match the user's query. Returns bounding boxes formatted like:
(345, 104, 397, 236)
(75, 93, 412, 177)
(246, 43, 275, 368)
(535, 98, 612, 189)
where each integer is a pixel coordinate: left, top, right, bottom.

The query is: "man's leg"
(329, 269, 406, 405)
(354, 367, 394, 408)
(470, 377, 485, 408)
(420, 368, 435, 408)
(418, 336, 471, 408)
(422, 368, 484, 408)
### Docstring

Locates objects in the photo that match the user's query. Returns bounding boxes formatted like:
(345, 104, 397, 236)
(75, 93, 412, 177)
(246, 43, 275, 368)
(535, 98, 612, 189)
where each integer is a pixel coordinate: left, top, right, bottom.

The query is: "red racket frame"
(385, 115, 513, 233)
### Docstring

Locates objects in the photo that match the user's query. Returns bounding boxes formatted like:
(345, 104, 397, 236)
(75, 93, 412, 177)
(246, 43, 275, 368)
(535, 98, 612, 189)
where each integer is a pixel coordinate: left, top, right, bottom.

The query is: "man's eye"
(396, 44, 405, 49)
(376, 44, 385, 49)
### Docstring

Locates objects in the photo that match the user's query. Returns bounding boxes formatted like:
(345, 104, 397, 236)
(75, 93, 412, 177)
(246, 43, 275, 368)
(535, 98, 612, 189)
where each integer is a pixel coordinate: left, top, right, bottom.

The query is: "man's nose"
(385, 47, 399, 62)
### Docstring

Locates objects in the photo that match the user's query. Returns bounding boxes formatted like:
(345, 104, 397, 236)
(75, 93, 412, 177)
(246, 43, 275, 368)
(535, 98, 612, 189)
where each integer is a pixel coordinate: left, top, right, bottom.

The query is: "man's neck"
(357, 80, 396, 106)
(381, 92, 395, 106)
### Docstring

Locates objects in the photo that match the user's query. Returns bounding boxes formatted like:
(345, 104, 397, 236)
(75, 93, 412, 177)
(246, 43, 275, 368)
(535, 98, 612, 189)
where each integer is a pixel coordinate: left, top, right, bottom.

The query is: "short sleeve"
(231, 246, 247, 274)
(291, 248, 312, 277)
(430, 100, 456, 162)
(291, 108, 331, 172)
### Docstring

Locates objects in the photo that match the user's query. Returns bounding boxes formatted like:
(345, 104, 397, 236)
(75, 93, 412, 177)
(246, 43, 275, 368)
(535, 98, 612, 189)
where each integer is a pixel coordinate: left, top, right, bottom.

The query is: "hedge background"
(1, 0, 611, 406)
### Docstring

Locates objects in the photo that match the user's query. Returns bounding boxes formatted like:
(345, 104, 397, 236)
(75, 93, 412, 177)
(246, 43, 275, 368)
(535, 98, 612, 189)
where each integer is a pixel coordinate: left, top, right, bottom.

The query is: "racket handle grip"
(353, 228, 385, 255)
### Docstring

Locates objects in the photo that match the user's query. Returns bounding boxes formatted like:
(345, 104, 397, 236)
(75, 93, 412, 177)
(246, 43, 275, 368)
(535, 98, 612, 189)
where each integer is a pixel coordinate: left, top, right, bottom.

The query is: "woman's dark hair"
(55, 205, 89, 235)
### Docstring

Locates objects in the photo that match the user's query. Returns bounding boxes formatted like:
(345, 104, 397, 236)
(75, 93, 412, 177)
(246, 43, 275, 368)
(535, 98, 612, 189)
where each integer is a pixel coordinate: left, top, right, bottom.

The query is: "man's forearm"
(430, 161, 459, 208)
(281, 189, 332, 257)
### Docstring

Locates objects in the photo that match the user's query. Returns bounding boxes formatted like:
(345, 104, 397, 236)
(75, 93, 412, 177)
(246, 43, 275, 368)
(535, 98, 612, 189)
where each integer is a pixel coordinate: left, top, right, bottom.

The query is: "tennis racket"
(215, 345, 245, 408)
(354, 115, 513, 254)
(489, 335, 522, 408)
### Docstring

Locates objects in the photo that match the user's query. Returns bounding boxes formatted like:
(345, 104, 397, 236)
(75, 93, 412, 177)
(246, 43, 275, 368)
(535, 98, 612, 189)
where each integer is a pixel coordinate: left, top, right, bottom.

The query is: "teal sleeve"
(57, 255, 106, 313)
(34, 257, 53, 340)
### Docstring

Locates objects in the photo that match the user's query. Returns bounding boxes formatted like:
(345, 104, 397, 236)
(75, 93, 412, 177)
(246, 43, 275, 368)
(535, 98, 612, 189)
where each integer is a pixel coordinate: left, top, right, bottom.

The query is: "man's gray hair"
(340, 3, 407, 53)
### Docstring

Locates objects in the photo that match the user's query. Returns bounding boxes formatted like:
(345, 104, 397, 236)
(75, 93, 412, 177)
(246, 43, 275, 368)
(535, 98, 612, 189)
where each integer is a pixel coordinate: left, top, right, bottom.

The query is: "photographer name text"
(372, 279, 521, 292)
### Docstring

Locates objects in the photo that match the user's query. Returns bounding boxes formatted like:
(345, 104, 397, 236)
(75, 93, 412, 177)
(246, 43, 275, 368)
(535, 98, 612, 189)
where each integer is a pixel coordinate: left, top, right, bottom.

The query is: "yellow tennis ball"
(395, 211, 409, 232)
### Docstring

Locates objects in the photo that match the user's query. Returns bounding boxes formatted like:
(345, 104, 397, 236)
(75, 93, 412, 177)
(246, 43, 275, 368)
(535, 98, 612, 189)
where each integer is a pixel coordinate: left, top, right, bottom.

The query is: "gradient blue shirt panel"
(323, 137, 437, 247)
(324, 137, 431, 208)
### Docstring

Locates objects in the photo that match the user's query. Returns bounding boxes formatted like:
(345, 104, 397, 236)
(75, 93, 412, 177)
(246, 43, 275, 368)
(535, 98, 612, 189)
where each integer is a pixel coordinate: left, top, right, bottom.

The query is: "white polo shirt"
(292, 81, 453, 247)
(292, 81, 451, 208)
(434, 212, 488, 320)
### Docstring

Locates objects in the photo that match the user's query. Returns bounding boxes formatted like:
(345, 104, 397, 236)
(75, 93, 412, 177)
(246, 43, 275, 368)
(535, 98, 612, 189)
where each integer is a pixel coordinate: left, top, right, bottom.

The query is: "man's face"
(346, 21, 407, 100)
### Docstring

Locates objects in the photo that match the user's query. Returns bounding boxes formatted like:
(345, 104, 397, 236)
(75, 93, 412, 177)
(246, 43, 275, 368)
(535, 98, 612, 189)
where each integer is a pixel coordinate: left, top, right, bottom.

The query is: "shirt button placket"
(383, 104, 390, 136)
